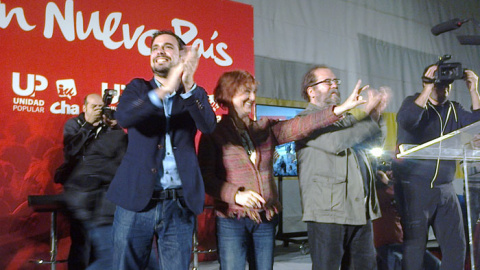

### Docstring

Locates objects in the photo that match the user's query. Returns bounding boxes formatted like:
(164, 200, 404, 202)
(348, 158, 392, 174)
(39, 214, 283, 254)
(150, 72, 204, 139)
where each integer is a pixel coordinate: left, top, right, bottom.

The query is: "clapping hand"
(333, 80, 368, 116)
(155, 60, 184, 99)
(181, 45, 200, 91)
(365, 86, 390, 121)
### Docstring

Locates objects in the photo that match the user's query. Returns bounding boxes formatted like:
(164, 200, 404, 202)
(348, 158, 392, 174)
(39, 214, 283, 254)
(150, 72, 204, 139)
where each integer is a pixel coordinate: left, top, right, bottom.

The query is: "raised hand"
(422, 65, 437, 93)
(464, 69, 479, 93)
(415, 65, 438, 107)
(365, 86, 390, 121)
(85, 106, 102, 126)
(154, 61, 184, 99)
(181, 45, 200, 91)
(333, 80, 368, 116)
(364, 89, 382, 115)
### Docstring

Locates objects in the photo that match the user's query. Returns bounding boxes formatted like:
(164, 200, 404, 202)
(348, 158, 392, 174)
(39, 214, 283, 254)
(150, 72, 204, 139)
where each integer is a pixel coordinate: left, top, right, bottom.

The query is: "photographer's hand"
(85, 107, 102, 126)
(465, 69, 479, 92)
(103, 115, 118, 128)
(465, 69, 480, 110)
(416, 65, 437, 108)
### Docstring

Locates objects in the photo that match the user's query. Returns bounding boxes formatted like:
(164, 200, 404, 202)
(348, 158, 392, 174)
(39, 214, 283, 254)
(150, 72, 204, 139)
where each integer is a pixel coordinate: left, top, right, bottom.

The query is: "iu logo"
(56, 79, 77, 100)
(12, 72, 48, 97)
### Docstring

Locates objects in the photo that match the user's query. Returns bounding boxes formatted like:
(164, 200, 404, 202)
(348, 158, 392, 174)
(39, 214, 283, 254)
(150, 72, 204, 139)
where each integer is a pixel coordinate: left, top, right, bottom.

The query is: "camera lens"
(441, 69, 453, 76)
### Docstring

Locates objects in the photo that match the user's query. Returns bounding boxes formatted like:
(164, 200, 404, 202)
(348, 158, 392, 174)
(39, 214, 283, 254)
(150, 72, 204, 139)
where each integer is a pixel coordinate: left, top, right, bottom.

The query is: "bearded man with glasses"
(296, 65, 388, 269)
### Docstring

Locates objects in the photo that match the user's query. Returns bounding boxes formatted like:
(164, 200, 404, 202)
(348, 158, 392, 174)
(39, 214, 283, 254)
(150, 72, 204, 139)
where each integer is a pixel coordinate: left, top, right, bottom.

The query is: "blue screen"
(256, 104, 303, 176)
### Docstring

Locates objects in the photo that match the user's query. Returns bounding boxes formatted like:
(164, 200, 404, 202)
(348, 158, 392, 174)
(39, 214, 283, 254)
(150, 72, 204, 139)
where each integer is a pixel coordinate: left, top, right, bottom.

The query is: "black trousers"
(396, 181, 466, 270)
(68, 218, 91, 270)
(307, 220, 377, 270)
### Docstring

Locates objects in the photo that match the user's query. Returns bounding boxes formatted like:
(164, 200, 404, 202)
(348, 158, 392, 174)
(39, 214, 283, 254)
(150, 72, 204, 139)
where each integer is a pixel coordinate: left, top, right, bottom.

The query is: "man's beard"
(433, 86, 449, 105)
(151, 56, 174, 78)
(325, 89, 341, 106)
(152, 66, 170, 78)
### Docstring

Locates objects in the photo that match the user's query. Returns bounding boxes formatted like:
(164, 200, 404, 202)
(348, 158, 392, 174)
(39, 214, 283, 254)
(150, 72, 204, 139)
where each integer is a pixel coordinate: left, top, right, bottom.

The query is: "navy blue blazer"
(106, 78, 216, 215)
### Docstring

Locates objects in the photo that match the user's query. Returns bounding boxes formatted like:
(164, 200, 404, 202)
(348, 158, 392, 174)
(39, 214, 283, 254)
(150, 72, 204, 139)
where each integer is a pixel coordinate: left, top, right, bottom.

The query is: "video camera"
(434, 55, 465, 84)
(102, 89, 117, 120)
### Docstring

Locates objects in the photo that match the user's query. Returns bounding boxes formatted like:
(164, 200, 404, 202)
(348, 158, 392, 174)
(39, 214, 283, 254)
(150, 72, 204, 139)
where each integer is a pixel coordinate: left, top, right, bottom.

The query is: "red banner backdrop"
(0, 0, 253, 268)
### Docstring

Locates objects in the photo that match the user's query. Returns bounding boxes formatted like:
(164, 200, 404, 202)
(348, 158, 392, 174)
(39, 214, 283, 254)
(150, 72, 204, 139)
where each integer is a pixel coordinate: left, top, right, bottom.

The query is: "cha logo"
(50, 100, 80, 115)
(50, 79, 80, 115)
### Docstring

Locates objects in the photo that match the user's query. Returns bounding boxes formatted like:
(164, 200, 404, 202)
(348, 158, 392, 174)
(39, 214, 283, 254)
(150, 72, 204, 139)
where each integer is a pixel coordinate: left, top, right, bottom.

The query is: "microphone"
(431, 18, 468, 36)
(457, 35, 480, 45)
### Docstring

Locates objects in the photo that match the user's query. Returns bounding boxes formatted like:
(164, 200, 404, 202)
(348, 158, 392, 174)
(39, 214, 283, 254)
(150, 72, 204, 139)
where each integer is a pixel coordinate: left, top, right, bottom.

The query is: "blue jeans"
(86, 224, 113, 270)
(307, 220, 377, 270)
(112, 198, 195, 270)
(216, 214, 278, 270)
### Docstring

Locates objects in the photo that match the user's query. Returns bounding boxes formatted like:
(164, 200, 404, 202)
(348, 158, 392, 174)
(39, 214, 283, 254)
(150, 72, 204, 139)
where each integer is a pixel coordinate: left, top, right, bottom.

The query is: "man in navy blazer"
(106, 30, 216, 269)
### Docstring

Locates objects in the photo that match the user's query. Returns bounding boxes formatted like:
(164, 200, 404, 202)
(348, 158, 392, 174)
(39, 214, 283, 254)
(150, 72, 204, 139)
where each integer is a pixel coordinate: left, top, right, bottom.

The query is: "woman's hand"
(235, 189, 266, 209)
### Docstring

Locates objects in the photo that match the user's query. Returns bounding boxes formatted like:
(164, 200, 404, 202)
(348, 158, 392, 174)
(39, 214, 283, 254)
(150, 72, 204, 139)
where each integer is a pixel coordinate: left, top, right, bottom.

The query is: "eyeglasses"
(309, 78, 341, 87)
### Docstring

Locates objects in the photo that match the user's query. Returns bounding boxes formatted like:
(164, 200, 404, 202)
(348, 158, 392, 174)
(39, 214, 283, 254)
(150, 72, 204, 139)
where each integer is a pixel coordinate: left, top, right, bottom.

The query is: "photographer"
(60, 93, 127, 270)
(394, 58, 480, 270)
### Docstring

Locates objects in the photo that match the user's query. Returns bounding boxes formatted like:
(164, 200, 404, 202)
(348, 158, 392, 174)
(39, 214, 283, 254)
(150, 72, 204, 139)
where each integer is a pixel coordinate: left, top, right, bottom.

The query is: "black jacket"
(395, 93, 480, 186)
(63, 113, 127, 226)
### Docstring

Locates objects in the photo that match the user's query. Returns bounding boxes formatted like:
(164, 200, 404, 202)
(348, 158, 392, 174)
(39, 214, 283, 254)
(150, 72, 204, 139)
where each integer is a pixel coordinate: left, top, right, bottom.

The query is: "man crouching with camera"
(393, 57, 480, 270)
(59, 93, 127, 270)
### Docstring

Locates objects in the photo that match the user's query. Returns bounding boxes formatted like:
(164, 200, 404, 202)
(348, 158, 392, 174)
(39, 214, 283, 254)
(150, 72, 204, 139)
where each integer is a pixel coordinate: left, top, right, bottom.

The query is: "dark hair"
(214, 70, 258, 108)
(301, 65, 329, 101)
(151, 30, 186, 50)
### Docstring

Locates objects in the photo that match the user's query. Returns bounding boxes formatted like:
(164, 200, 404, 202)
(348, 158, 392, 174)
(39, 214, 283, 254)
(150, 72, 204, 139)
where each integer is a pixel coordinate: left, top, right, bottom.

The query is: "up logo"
(12, 72, 48, 97)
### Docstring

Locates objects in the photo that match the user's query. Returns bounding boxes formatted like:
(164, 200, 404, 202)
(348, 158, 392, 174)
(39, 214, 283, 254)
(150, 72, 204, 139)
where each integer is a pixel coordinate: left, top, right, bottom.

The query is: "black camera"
(435, 55, 465, 84)
(102, 89, 117, 120)
(377, 160, 392, 172)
